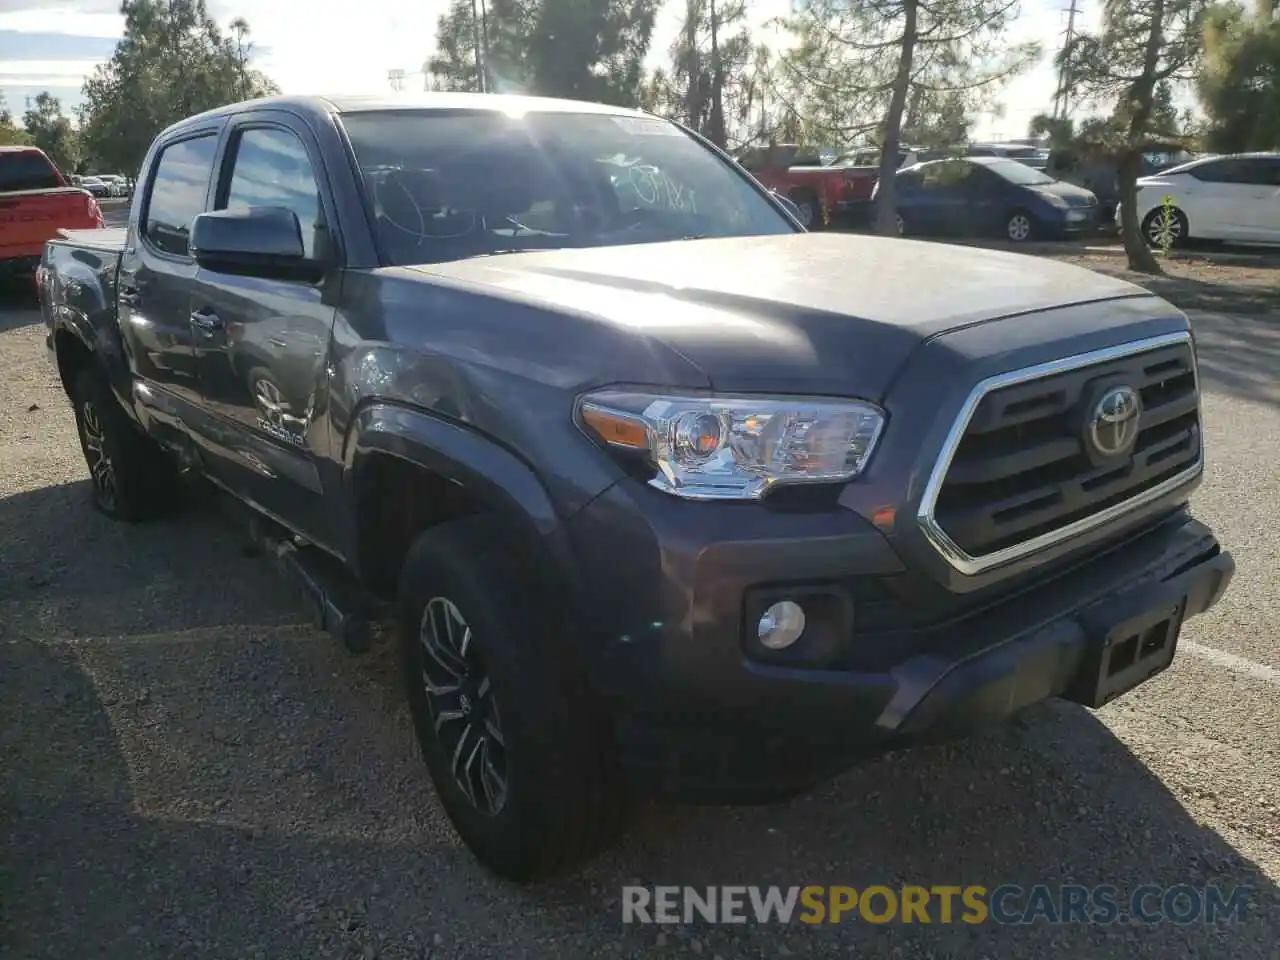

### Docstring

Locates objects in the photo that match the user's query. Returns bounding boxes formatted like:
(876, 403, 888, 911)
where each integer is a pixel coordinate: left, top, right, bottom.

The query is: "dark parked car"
(881, 156, 1100, 241)
(38, 93, 1232, 882)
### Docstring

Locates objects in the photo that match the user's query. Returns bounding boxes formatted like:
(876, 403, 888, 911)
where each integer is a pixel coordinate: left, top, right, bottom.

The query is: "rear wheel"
(71, 367, 181, 521)
(398, 515, 625, 881)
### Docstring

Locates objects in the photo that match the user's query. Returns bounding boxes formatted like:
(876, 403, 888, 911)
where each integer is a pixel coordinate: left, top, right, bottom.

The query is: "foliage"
(639, 0, 757, 148)
(78, 0, 278, 175)
(901, 89, 974, 148)
(1153, 192, 1179, 254)
(428, 0, 658, 106)
(1055, 0, 1211, 272)
(21, 92, 80, 174)
(1198, 0, 1280, 151)
(0, 94, 32, 146)
(776, 0, 1040, 233)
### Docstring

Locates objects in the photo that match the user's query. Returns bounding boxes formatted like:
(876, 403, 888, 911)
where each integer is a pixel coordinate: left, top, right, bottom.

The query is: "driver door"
(186, 113, 342, 548)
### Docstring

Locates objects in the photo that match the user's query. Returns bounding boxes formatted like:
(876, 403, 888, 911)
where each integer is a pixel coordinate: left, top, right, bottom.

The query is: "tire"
(1005, 210, 1035, 242)
(791, 192, 820, 230)
(1141, 206, 1188, 248)
(398, 515, 625, 881)
(70, 367, 181, 521)
(894, 212, 906, 236)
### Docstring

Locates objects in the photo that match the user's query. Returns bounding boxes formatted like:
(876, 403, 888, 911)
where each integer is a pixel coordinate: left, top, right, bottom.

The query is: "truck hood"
(407, 232, 1151, 398)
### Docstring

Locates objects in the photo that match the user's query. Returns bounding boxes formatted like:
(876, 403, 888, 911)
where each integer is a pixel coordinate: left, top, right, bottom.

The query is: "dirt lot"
(2, 232, 1278, 958)
(1037, 247, 1278, 316)
(929, 234, 1280, 316)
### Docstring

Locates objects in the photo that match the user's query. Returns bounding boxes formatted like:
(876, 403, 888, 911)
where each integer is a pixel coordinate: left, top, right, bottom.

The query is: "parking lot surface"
(1, 262, 1277, 957)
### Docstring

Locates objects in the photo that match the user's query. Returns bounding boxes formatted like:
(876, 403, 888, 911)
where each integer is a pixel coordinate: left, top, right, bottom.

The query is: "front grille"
(923, 335, 1202, 567)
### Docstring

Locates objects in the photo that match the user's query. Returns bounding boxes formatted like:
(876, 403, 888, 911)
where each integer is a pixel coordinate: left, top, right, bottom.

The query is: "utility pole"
(1053, 0, 1080, 119)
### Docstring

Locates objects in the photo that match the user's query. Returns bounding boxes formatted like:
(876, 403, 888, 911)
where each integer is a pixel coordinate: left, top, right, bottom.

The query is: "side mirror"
(190, 206, 323, 281)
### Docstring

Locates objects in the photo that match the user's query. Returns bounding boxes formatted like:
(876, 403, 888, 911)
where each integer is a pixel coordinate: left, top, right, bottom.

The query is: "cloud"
(0, 0, 1173, 145)
(0, 0, 117, 11)
(0, 29, 118, 58)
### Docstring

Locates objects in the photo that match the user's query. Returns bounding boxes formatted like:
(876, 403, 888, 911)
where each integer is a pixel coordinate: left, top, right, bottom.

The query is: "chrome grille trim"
(916, 330, 1203, 576)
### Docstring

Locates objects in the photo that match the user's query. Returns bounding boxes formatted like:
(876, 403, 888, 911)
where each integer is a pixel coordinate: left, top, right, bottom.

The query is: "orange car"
(0, 146, 104, 281)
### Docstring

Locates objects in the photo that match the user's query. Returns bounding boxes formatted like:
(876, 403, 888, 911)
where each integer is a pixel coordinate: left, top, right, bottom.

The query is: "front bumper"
(565, 489, 1232, 800)
(1047, 207, 1100, 237)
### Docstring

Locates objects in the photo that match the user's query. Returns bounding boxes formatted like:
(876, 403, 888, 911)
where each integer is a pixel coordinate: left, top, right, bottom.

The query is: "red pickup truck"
(1, 146, 104, 281)
(738, 144, 923, 228)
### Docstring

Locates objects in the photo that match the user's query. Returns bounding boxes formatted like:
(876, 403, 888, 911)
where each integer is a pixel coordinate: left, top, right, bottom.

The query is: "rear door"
(117, 130, 221, 417)
(186, 111, 341, 545)
(960, 164, 1009, 236)
(914, 160, 971, 235)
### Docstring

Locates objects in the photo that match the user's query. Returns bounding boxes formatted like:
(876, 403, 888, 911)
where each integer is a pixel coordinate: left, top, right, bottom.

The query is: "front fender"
(341, 401, 585, 599)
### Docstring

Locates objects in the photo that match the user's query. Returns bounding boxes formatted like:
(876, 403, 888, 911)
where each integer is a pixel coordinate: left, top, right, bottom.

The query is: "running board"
(241, 512, 380, 654)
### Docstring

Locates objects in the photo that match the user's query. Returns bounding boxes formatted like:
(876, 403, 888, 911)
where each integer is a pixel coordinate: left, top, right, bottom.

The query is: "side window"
(1240, 158, 1280, 186)
(967, 166, 1001, 193)
(145, 135, 218, 256)
(927, 160, 971, 189)
(1189, 159, 1255, 185)
(221, 127, 323, 258)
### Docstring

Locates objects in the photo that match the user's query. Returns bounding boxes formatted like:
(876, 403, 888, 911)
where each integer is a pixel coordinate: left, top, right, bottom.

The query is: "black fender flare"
(47, 270, 135, 419)
(340, 401, 581, 602)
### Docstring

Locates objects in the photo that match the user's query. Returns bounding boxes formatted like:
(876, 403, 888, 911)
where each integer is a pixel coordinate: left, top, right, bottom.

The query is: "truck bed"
(54, 226, 127, 253)
(39, 228, 126, 349)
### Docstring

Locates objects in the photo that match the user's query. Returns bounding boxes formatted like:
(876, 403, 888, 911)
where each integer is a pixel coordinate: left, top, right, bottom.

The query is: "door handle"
(190, 308, 224, 333)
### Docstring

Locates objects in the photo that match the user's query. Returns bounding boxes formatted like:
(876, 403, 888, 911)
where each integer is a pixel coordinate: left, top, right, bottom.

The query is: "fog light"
(758, 600, 806, 650)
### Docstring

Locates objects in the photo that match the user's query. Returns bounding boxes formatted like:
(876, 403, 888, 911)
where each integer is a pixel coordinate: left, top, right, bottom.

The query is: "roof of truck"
(164, 92, 653, 136)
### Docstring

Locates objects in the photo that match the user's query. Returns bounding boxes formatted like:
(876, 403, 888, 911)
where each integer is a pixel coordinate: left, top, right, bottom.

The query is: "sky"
(0, 0, 1104, 142)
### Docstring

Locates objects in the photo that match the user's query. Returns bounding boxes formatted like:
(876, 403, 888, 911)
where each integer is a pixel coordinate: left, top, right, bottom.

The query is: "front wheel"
(1141, 206, 1188, 248)
(1005, 210, 1035, 242)
(399, 516, 625, 881)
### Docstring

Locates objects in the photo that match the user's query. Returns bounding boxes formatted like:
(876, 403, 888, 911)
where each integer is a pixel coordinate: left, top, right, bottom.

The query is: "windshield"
(340, 109, 795, 266)
(986, 158, 1055, 186)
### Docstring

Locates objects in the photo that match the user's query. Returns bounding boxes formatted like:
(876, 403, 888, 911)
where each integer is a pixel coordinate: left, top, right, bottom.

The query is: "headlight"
(577, 389, 886, 501)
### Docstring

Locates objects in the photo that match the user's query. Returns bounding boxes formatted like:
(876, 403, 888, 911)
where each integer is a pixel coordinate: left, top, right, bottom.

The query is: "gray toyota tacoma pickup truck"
(37, 93, 1234, 882)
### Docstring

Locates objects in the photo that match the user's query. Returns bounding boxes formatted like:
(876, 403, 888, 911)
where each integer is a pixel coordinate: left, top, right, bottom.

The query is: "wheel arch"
(341, 401, 579, 604)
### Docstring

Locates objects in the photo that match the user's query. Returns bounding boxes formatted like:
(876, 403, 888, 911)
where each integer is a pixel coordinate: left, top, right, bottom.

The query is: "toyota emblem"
(1088, 385, 1142, 458)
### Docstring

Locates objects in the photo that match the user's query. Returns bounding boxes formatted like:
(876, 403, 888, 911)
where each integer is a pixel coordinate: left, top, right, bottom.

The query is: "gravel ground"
(926, 234, 1280, 316)
(1, 248, 1278, 958)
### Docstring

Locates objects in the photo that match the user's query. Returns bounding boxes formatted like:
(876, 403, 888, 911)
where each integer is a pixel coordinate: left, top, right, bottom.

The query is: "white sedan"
(1129, 152, 1280, 245)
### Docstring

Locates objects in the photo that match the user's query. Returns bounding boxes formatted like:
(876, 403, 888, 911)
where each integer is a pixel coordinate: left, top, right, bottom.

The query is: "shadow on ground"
(0, 281, 41, 333)
(1188, 309, 1280, 410)
(1137, 274, 1280, 316)
(1, 480, 1277, 958)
